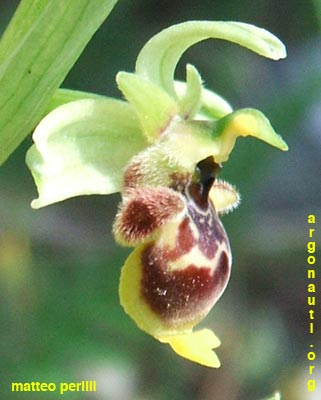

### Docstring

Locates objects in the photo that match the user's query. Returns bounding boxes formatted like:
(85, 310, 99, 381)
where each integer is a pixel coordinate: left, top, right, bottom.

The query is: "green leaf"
(26, 98, 147, 208)
(0, 0, 119, 165)
(117, 72, 179, 142)
(135, 21, 286, 97)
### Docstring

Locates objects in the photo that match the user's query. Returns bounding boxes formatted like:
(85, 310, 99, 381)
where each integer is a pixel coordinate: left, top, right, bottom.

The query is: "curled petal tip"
(215, 108, 288, 162)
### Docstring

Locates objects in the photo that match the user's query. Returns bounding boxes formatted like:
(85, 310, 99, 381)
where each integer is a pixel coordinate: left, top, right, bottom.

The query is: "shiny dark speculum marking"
(185, 155, 228, 259)
(212, 251, 230, 289)
(177, 216, 196, 254)
(141, 244, 230, 325)
(139, 155, 231, 325)
(187, 202, 227, 259)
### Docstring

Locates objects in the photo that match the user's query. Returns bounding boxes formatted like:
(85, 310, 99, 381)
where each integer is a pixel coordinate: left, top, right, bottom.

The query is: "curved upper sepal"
(135, 21, 286, 97)
(26, 98, 147, 208)
(116, 72, 179, 142)
(213, 108, 288, 163)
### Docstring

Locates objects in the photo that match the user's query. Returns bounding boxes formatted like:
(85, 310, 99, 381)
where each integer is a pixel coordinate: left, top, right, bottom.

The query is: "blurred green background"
(1, 1, 320, 399)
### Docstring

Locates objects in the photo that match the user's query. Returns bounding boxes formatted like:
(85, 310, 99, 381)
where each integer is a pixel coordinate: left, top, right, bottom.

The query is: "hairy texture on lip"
(113, 186, 185, 246)
(123, 160, 145, 190)
(169, 172, 190, 192)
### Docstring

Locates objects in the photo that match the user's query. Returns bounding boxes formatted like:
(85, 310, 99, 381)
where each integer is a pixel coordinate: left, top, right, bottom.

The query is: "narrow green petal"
(174, 81, 233, 120)
(117, 72, 179, 141)
(135, 21, 286, 97)
(26, 98, 147, 208)
(177, 64, 203, 120)
(214, 108, 288, 162)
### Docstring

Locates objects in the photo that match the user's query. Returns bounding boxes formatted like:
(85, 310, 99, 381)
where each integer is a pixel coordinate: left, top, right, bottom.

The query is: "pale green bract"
(26, 21, 288, 208)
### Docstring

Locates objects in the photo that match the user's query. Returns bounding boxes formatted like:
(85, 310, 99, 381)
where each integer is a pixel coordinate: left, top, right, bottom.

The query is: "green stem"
(0, 0, 118, 166)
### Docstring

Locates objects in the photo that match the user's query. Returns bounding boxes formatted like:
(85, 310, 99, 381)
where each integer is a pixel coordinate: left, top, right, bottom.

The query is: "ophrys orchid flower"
(26, 21, 288, 367)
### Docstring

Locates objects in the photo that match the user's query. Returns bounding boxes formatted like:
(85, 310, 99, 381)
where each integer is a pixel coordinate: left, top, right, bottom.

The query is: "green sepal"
(45, 88, 106, 114)
(116, 72, 179, 142)
(135, 21, 287, 98)
(26, 98, 147, 208)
